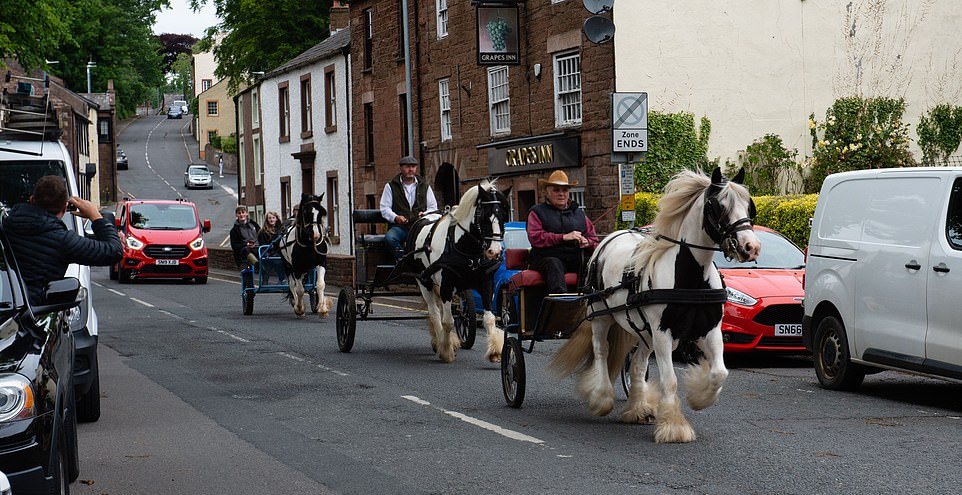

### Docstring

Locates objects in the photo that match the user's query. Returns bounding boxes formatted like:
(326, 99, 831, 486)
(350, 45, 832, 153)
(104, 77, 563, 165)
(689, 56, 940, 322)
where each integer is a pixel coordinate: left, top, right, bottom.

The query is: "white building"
(615, 0, 962, 163)
(242, 28, 353, 257)
(192, 32, 226, 100)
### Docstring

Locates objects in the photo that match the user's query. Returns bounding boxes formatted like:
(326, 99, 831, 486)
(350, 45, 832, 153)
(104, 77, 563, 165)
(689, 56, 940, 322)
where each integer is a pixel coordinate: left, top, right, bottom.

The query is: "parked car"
(0, 211, 82, 494)
(0, 139, 103, 423)
(116, 145, 128, 170)
(166, 106, 183, 119)
(471, 221, 528, 316)
(183, 164, 213, 189)
(172, 99, 188, 114)
(111, 198, 211, 284)
(803, 168, 962, 390)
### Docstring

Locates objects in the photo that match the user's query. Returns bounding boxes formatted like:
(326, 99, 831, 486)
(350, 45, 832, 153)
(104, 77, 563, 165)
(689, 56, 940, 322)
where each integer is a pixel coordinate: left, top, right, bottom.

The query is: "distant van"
(172, 99, 188, 114)
(803, 168, 962, 390)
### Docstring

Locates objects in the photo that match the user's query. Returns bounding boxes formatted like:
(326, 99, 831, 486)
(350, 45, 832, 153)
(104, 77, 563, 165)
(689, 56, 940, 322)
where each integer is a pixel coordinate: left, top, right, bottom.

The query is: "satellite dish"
(583, 0, 613, 15)
(583, 16, 615, 44)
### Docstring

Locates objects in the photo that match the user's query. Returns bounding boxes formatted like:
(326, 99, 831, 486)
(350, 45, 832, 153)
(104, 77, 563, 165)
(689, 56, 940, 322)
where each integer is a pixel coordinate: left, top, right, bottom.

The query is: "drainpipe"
(343, 45, 355, 257)
(401, 0, 414, 157)
(413, 0, 425, 170)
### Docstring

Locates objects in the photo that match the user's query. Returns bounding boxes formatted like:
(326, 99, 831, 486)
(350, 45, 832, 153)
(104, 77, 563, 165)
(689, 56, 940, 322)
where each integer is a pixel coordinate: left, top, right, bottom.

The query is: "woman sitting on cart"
(526, 170, 599, 294)
(257, 211, 287, 284)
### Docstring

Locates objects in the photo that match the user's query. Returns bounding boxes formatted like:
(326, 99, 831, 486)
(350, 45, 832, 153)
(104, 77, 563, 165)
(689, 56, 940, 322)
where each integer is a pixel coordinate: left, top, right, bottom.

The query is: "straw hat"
(538, 169, 578, 190)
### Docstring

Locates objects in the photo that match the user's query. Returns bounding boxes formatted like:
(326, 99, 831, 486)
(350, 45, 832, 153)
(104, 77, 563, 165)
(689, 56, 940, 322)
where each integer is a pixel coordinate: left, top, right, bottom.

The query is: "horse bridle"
(455, 186, 505, 249)
(657, 180, 755, 261)
(295, 200, 329, 254)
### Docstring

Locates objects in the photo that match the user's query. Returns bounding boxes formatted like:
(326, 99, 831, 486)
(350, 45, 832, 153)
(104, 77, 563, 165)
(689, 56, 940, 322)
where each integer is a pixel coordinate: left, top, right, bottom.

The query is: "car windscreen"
(188, 167, 209, 175)
(0, 160, 75, 232)
(713, 230, 804, 269)
(504, 229, 531, 249)
(129, 204, 198, 230)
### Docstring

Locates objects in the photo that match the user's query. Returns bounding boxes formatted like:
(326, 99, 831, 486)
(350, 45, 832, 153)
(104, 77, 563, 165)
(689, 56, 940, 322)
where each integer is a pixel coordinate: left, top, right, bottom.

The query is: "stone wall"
(203, 144, 237, 174)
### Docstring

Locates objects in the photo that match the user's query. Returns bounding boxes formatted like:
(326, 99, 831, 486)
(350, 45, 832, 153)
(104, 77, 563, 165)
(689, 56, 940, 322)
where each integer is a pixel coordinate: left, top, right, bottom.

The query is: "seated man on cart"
(526, 170, 599, 294)
(379, 155, 439, 261)
(230, 205, 261, 269)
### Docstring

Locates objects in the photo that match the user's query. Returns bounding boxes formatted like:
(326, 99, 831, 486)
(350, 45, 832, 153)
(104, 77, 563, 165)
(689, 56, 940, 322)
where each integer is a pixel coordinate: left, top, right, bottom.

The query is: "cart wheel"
(336, 288, 357, 352)
(242, 291, 254, 315)
(310, 289, 319, 314)
(241, 271, 254, 316)
(453, 291, 477, 350)
(501, 336, 525, 408)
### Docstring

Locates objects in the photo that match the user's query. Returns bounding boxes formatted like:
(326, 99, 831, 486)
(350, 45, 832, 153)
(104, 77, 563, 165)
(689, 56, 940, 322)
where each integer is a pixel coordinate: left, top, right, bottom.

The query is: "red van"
(110, 198, 211, 283)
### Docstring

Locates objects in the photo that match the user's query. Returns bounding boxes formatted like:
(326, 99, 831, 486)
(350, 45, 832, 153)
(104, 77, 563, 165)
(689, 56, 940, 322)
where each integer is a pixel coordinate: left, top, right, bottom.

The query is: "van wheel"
(195, 276, 208, 284)
(108, 263, 118, 280)
(813, 316, 865, 391)
(119, 268, 131, 284)
(76, 352, 101, 423)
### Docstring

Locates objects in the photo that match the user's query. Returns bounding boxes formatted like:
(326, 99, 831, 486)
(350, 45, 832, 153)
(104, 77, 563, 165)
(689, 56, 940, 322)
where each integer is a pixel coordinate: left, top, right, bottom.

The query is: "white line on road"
(129, 297, 155, 308)
(145, 118, 184, 199)
(317, 364, 348, 377)
(278, 352, 305, 362)
(402, 395, 545, 445)
(217, 330, 250, 343)
(157, 309, 184, 320)
(209, 275, 240, 285)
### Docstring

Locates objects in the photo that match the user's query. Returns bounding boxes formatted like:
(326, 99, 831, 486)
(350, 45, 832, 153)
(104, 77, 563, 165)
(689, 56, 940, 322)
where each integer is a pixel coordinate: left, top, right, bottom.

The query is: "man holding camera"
(2, 175, 122, 304)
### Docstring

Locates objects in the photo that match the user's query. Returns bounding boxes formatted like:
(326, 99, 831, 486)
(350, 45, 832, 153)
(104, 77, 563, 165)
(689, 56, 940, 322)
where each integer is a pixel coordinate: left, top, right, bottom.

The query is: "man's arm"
(583, 216, 600, 249)
(526, 211, 564, 248)
(425, 186, 438, 213)
(62, 219, 122, 266)
(379, 183, 397, 223)
(229, 226, 243, 252)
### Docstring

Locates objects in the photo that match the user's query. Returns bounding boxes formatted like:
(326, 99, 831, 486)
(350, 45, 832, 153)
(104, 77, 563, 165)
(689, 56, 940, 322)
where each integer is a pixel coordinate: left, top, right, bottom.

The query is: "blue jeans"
(384, 225, 408, 261)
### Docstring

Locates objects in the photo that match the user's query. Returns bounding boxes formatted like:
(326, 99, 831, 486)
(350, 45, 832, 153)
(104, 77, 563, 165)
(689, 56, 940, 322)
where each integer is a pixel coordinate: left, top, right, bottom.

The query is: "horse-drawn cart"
(335, 210, 477, 352)
(240, 244, 319, 315)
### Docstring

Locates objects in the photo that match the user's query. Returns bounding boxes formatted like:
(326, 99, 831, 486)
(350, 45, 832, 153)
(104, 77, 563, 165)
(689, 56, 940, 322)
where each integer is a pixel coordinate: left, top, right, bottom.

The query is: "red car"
(110, 198, 211, 284)
(713, 226, 807, 353)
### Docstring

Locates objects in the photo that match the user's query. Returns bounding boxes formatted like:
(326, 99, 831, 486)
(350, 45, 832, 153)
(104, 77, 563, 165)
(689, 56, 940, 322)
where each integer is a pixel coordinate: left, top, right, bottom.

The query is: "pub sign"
(486, 135, 581, 176)
(476, 6, 520, 65)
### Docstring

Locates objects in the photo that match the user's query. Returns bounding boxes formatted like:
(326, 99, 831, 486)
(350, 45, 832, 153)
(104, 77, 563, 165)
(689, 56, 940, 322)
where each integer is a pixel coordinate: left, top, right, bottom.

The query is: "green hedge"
(616, 193, 818, 248)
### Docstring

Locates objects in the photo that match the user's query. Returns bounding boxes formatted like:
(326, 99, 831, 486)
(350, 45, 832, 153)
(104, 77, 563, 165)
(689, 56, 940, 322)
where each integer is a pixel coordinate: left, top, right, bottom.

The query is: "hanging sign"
(476, 5, 520, 65)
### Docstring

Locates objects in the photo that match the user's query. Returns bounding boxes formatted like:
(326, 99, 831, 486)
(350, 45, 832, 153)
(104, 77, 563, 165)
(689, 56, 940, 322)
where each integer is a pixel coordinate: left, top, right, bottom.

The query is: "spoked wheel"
(241, 271, 254, 316)
(501, 336, 526, 408)
(243, 291, 254, 315)
(310, 289, 319, 314)
(336, 287, 357, 352)
(452, 291, 477, 350)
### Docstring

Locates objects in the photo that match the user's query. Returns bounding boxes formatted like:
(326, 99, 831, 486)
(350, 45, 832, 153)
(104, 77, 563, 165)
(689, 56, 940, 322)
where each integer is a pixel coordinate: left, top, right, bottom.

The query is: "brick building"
(349, 0, 617, 232)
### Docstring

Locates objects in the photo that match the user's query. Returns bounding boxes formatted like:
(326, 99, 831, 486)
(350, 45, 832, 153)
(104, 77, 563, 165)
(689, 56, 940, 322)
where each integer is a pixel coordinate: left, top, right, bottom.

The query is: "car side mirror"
(33, 277, 82, 315)
(203, 219, 211, 233)
(83, 219, 95, 238)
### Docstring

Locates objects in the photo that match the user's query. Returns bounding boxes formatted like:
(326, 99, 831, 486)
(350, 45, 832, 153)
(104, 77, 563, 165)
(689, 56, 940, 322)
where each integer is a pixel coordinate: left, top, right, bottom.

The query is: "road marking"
(219, 235, 230, 248)
(145, 118, 184, 199)
(130, 297, 155, 308)
(402, 395, 545, 445)
(107, 288, 126, 296)
(373, 301, 427, 313)
(317, 363, 348, 376)
(209, 275, 239, 284)
(278, 352, 305, 362)
(157, 309, 184, 320)
(217, 330, 250, 343)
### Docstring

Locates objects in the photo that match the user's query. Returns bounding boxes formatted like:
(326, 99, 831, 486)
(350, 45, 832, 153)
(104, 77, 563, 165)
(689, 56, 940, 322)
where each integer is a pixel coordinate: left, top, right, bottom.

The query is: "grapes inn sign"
(481, 134, 581, 176)
(475, 2, 521, 65)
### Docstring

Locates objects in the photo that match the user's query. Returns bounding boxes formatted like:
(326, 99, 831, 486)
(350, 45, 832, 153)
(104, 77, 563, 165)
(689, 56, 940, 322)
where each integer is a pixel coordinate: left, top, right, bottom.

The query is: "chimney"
(330, 1, 349, 34)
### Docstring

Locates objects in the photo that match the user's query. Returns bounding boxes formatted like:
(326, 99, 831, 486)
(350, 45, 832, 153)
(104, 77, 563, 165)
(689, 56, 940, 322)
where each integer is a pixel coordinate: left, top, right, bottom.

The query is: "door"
(926, 176, 962, 369)
(853, 176, 941, 360)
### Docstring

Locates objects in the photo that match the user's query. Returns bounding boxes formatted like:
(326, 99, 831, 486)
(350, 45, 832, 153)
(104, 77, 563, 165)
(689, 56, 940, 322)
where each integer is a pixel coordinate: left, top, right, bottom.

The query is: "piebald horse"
(551, 168, 760, 443)
(279, 194, 331, 317)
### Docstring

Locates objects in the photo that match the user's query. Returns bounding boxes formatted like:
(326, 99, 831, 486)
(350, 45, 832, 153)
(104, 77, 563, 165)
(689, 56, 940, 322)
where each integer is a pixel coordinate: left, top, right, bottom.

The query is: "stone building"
(349, 0, 618, 232)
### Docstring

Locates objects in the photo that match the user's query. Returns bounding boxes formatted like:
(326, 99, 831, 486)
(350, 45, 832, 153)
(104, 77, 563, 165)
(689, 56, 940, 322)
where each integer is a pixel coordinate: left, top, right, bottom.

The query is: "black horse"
(278, 194, 330, 317)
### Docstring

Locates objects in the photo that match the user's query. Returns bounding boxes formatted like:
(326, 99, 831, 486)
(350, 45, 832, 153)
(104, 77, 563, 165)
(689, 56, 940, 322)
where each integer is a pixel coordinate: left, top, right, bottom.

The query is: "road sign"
(619, 163, 634, 195)
(611, 92, 648, 154)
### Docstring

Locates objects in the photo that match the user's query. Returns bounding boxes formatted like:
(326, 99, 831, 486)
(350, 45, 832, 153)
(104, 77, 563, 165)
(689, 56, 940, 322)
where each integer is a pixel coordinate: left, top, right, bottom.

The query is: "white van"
(0, 138, 104, 422)
(803, 167, 962, 390)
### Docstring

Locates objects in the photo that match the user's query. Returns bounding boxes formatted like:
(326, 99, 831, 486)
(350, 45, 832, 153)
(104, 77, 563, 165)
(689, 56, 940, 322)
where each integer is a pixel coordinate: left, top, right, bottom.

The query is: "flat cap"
(399, 155, 419, 165)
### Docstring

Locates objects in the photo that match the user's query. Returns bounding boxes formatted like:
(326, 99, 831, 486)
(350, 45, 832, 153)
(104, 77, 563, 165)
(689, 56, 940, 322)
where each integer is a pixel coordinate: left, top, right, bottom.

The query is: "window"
(569, 188, 586, 210)
(436, 0, 448, 38)
(399, 94, 409, 155)
(947, 178, 962, 250)
(252, 136, 262, 186)
(324, 65, 337, 133)
(98, 119, 110, 141)
(207, 130, 217, 144)
(206, 100, 219, 116)
(363, 9, 373, 70)
(280, 177, 291, 217)
(238, 137, 246, 188)
(364, 103, 375, 165)
(438, 79, 452, 141)
(487, 66, 510, 135)
(278, 83, 290, 141)
(554, 52, 582, 126)
(252, 88, 260, 128)
(326, 172, 340, 243)
(300, 75, 313, 136)
(202, 79, 212, 92)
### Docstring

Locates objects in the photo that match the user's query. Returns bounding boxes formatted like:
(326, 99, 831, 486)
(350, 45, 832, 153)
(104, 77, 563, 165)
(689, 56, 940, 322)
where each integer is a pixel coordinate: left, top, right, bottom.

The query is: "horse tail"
(548, 322, 594, 379)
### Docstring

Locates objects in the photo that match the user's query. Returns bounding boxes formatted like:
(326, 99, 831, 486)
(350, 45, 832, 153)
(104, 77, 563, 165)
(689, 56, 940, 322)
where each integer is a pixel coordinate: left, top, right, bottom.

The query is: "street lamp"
(86, 61, 97, 93)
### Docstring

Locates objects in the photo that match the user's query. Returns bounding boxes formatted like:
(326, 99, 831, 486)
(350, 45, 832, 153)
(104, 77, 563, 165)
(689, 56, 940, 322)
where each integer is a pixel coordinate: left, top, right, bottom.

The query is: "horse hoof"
(620, 408, 656, 424)
(654, 421, 696, 443)
(485, 350, 501, 363)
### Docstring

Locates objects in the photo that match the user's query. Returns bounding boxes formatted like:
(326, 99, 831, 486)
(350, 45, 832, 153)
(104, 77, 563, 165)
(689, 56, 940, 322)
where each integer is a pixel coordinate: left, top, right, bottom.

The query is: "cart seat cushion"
(505, 248, 529, 270)
(359, 234, 386, 246)
(353, 209, 388, 224)
(509, 270, 579, 288)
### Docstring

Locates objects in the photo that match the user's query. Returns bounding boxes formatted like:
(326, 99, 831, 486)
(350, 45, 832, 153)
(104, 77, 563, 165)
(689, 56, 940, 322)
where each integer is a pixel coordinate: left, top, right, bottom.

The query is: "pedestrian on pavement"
(379, 156, 438, 261)
(218, 154, 224, 177)
(257, 211, 287, 284)
(229, 206, 260, 269)
(1, 175, 122, 304)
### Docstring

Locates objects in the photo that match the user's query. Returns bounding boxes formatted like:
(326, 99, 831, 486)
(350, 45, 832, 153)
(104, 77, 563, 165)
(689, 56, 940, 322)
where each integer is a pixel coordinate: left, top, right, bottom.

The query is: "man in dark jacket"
(378, 156, 438, 260)
(229, 205, 261, 268)
(526, 170, 599, 294)
(2, 175, 122, 304)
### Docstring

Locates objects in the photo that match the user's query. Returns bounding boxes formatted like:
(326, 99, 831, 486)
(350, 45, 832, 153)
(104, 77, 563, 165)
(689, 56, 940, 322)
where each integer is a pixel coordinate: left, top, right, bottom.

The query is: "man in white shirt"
(379, 156, 438, 260)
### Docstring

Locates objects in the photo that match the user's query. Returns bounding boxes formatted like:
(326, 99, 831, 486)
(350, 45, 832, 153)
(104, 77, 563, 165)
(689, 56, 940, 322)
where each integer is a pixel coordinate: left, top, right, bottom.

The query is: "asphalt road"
(75, 115, 962, 494)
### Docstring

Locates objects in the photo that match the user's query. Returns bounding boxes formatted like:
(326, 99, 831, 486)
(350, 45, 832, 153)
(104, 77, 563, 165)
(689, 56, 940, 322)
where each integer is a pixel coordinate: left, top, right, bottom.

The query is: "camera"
(66, 203, 79, 213)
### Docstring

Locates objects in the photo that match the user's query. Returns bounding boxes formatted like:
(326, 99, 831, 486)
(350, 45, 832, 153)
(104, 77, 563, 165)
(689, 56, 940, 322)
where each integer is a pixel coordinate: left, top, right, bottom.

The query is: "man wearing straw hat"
(526, 169, 599, 294)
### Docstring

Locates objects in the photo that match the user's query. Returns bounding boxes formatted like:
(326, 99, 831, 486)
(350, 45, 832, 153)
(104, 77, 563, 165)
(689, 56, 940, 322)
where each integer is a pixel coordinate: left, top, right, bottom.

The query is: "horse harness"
(294, 200, 330, 255)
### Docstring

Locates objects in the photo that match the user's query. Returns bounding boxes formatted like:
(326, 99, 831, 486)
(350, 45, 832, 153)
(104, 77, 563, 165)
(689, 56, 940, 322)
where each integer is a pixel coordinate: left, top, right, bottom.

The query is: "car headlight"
(66, 286, 88, 332)
(189, 236, 205, 251)
(126, 236, 145, 250)
(0, 374, 36, 422)
(726, 287, 757, 306)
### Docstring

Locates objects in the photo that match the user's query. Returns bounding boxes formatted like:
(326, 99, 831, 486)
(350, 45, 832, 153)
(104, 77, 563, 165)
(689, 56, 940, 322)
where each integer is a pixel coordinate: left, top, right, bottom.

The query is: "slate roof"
(265, 28, 351, 79)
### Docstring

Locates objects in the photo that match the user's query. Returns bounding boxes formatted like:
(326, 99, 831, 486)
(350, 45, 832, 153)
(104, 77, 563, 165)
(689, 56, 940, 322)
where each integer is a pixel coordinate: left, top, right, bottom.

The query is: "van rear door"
(925, 176, 962, 373)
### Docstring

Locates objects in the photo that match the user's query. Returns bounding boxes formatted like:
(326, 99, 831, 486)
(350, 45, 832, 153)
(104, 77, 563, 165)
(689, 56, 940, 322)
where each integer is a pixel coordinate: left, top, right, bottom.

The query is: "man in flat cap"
(526, 169, 598, 294)
(379, 155, 439, 260)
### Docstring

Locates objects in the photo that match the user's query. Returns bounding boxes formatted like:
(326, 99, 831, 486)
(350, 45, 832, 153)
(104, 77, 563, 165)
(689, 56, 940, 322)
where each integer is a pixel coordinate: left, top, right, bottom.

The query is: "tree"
(167, 52, 193, 101)
(157, 33, 198, 74)
(0, 0, 74, 70)
(191, 0, 330, 93)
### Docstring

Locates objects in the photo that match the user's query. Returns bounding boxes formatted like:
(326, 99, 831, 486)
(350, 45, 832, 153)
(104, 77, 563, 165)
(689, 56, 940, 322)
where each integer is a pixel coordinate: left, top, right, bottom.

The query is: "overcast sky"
(153, 0, 220, 38)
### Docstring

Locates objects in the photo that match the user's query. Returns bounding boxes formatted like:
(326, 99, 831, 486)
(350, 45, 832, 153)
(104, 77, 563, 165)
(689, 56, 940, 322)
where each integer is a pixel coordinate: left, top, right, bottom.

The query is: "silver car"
(184, 164, 213, 189)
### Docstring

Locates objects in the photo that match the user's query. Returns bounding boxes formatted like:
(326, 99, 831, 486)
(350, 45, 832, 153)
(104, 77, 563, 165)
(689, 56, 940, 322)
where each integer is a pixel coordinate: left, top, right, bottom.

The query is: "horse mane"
(450, 179, 498, 224)
(631, 169, 749, 274)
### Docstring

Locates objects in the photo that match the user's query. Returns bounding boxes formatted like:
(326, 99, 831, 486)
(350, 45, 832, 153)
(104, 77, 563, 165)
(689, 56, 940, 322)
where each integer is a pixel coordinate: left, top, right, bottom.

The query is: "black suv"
(0, 214, 80, 494)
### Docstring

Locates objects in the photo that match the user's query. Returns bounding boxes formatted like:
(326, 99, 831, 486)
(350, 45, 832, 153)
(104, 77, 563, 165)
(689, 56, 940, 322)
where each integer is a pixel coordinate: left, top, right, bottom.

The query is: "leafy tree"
(167, 52, 193, 100)
(191, 0, 330, 93)
(634, 112, 712, 192)
(917, 104, 962, 165)
(0, 0, 74, 70)
(157, 33, 198, 74)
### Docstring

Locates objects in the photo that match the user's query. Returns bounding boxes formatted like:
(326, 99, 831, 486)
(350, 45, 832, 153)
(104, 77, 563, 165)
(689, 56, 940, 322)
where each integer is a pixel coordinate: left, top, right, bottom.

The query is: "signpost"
(619, 163, 635, 223)
(611, 92, 647, 224)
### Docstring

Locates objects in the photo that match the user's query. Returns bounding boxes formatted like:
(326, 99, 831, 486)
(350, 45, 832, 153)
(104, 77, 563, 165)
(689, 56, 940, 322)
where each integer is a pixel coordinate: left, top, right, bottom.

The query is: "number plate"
(774, 323, 802, 336)
(156, 259, 180, 266)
